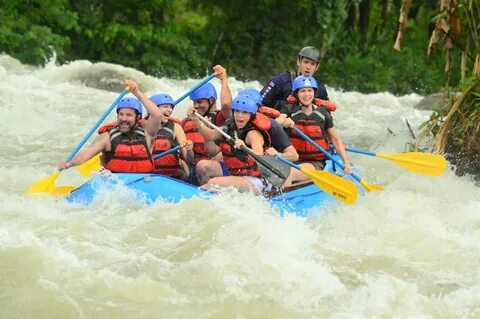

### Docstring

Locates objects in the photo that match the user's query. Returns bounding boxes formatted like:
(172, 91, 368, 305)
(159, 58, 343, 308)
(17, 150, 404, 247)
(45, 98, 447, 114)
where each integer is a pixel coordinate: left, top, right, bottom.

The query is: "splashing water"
(1, 54, 479, 318)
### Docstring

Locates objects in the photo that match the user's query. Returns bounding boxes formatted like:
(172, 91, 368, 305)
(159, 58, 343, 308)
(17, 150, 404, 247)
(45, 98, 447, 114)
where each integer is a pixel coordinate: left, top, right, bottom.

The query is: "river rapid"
(1, 54, 479, 318)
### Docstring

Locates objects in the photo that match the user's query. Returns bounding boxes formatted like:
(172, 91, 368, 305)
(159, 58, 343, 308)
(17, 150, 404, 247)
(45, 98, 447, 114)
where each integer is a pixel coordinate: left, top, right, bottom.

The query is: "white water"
(1, 54, 479, 318)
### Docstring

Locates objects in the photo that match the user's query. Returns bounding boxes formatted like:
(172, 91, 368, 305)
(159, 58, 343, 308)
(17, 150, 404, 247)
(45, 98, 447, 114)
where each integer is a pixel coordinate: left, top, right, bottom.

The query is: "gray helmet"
(298, 46, 320, 62)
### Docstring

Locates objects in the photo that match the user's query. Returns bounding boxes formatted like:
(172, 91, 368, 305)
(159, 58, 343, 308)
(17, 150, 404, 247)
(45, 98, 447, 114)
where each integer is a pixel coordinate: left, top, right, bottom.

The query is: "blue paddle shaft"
(274, 154, 300, 170)
(345, 147, 376, 156)
(152, 145, 181, 160)
(173, 74, 216, 105)
(66, 88, 129, 163)
(291, 126, 363, 182)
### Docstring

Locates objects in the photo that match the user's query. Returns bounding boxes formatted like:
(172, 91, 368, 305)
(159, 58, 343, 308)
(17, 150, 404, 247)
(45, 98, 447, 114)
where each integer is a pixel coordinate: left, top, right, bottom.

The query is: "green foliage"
(0, 0, 77, 64)
(0, 0, 450, 94)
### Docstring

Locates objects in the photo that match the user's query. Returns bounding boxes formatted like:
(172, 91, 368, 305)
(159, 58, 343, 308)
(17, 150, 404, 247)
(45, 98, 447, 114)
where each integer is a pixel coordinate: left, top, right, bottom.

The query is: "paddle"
(193, 111, 359, 203)
(26, 87, 131, 195)
(291, 127, 384, 192)
(152, 144, 182, 160)
(74, 73, 219, 177)
(77, 153, 102, 177)
(344, 146, 447, 176)
(274, 154, 358, 204)
(192, 110, 288, 180)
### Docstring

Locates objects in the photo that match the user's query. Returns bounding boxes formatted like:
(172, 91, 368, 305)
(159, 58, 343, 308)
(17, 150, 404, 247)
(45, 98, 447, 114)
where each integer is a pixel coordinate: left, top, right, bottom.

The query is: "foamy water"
(1, 54, 479, 318)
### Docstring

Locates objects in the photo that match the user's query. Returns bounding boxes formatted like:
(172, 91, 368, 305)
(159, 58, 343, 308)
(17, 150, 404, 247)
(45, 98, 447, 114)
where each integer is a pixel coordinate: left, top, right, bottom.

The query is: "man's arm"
(260, 77, 281, 108)
(213, 65, 232, 119)
(122, 79, 167, 137)
(58, 134, 109, 169)
(173, 123, 194, 164)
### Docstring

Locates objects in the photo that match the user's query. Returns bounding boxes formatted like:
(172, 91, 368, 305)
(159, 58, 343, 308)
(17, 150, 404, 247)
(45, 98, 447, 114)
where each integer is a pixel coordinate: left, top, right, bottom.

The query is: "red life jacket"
(289, 107, 330, 161)
(212, 111, 227, 127)
(181, 112, 227, 163)
(103, 126, 153, 173)
(98, 118, 147, 134)
(219, 113, 271, 177)
(151, 120, 181, 177)
(286, 95, 337, 112)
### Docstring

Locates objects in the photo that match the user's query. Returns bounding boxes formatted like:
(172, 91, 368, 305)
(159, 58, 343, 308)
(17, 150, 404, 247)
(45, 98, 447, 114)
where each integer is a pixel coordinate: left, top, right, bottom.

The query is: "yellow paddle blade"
(25, 170, 61, 194)
(77, 153, 101, 177)
(301, 168, 358, 204)
(377, 152, 447, 176)
(360, 180, 385, 192)
(51, 185, 76, 196)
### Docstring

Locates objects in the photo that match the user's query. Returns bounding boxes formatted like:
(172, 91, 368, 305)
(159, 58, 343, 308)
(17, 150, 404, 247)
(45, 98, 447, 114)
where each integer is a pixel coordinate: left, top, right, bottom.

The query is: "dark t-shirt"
(269, 118, 292, 152)
(260, 71, 329, 110)
(280, 104, 334, 131)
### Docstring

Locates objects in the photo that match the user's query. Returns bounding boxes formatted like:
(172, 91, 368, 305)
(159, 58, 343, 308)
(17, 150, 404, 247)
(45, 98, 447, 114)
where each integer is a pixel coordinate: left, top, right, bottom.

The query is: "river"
(1, 54, 479, 318)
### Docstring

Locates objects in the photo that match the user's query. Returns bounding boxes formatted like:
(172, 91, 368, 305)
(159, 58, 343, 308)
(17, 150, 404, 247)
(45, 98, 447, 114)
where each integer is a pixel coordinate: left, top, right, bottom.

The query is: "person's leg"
(195, 159, 226, 185)
(202, 176, 261, 195)
(281, 163, 316, 187)
(177, 159, 190, 181)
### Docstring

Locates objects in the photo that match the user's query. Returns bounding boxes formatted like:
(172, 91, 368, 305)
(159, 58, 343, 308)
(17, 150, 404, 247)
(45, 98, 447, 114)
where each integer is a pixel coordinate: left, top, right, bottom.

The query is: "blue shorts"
(219, 161, 231, 177)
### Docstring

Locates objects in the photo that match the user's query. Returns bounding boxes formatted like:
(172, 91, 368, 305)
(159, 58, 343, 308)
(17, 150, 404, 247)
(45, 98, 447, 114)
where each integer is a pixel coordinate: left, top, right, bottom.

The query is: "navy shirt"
(260, 71, 329, 110)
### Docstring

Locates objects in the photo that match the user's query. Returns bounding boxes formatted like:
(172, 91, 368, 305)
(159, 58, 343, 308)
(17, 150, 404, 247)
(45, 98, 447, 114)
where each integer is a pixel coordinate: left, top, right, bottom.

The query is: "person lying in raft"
(277, 75, 352, 187)
(148, 92, 194, 181)
(193, 94, 278, 195)
(58, 80, 168, 173)
(186, 88, 298, 186)
(237, 88, 299, 162)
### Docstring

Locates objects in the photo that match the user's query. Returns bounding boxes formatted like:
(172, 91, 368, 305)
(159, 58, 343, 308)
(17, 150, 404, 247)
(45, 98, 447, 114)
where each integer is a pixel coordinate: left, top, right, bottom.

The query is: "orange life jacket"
(258, 106, 281, 119)
(103, 126, 153, 173)
(219, 114, 271, 177)
(181, 112, 217, 163)
(181, 112, 228, 163)
(289, 107, 330, 161)
(151, 120, 181, 177)
(286, 95, 337, 112)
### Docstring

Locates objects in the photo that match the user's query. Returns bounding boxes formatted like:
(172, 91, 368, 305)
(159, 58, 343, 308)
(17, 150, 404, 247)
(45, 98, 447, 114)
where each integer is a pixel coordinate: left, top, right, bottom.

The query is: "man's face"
(193, 99, 212, 116)
(117, 108, 137, 133)
(297, 57, 318, 76)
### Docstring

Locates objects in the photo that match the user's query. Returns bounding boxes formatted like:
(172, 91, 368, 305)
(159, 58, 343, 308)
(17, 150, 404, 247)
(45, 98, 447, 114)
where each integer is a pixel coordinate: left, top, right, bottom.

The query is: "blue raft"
(67, 156, 362, 216)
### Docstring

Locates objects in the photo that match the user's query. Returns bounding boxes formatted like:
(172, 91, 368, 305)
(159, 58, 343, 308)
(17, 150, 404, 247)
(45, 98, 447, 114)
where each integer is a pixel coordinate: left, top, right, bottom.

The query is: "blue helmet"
(238, 88, 262, 106)
(117, 97, 142, 115)
(189, 83, 217, 101)
(231, 95, 257, 115)
(150, 93, 175, 108)
(292, 75, 318, 93)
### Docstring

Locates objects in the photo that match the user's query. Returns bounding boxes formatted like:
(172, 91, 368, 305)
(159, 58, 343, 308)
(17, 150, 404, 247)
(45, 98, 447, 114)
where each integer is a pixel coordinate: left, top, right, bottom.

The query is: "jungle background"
(0, 0, 451, 94)
(1, 0, 479, 178)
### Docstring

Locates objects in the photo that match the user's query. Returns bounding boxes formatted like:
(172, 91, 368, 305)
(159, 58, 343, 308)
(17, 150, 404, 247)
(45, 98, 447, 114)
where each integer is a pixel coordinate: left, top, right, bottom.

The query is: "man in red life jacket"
(260, 46, 335, 112)
(58, 80, 167, 172)
(149, 93, 194, 180)
(181, 65, 232, 164)
(277, 75, 352, 187)
(196, 94, 277, 195)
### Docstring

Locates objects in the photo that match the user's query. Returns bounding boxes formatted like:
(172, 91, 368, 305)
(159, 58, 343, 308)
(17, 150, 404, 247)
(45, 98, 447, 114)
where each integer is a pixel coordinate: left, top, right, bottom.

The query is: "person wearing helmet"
(58, 80, 168, 173)
(182, 65, 232, 164)
(149, 93, 194, 180)
(276, 75, 351, 187)
(238, 88, 298, 162)
(192, 94, 279, 194)
(260, 46, 330, 111)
